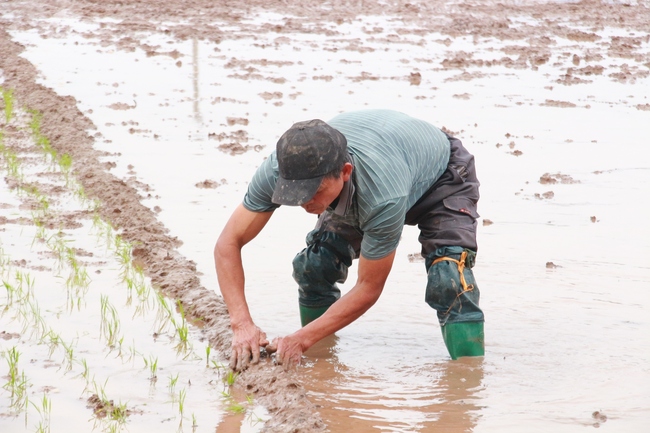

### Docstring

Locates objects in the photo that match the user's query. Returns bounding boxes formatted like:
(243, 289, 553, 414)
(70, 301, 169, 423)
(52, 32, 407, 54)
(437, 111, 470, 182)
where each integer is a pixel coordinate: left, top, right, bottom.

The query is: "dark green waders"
(425, 246, 484, 359)
(292, 229, 355, 326)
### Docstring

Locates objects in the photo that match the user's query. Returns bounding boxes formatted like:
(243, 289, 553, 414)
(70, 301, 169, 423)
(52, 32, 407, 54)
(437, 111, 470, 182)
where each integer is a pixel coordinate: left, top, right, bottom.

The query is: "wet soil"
(1, 1, 649, 432)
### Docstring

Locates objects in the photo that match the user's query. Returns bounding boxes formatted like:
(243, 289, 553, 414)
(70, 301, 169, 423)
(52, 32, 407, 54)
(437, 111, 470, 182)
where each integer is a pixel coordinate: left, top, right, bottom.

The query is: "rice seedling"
(177, 388, 187, 419)
(61, 338, 76, 372)
(211, 360, 226, 370)
(205, 345, 211, 367)
(142, 355, 158, 382)
(2, 146, 22, 181)
(168, 373, 179, 395)
(2, 346, 30, 414)
(244, 395, 266, 425)
(59, 152, 73, 186)
(100, 295, 122, 349)
(44, 329, 61, 359)
(2, 279, 16, 310)
(22, 296, 48, 340)
(0, 245, 10, 272)
(27, 109, 58, 164)
(3, 346, 20, 389)
(90, 379, 129, 425)
(224, 370, 238, 387)
(77, 358, 91, 386)
(32, 393, 52, 433)
(174, 299, 191, 353)
(2, 86, 14, 123)
(219, 390, 246, 414)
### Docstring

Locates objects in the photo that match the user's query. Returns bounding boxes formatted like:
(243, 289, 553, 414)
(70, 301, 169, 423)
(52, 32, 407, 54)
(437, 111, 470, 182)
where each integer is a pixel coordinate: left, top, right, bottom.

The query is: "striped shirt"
(243, 109, 450, 259)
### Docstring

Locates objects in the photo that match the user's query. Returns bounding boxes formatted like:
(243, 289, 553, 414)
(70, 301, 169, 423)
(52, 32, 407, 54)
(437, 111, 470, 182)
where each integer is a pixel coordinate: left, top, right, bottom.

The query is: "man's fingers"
(229, 349, 238, 371)
(265, 343, 277, 354)
(251, 345, 261, 365)
(236, 347, 251, 371)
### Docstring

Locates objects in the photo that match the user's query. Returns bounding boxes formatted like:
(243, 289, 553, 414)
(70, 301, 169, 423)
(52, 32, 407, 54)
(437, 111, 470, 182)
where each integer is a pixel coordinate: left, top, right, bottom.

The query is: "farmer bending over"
(214, 109, 485, 370)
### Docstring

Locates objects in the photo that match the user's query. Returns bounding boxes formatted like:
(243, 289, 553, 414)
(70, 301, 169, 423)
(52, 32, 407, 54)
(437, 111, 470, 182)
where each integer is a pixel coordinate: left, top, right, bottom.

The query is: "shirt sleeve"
(242, 153, 281, 213)
(359, 197, 407, 260)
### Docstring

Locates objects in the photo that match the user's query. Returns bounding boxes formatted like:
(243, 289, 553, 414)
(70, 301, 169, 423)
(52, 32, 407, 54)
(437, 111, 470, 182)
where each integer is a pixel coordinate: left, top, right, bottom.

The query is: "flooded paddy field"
(1, 0, 649, 432)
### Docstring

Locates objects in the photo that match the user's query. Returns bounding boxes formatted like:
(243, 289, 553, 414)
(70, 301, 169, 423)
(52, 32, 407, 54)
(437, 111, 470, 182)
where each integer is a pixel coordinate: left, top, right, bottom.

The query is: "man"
(214, 109, 484, 371)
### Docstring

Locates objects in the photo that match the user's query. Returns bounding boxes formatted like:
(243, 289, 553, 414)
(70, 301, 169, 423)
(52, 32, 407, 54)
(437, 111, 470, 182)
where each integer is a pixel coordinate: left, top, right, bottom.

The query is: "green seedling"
(77, 358, 91, 386)
(44, 330, 61, 359)
(28, 109, 58, 164)
(100, 295, 122, 349)
(220, 390, 246, 414)
(211, 360, 226, 370)
(32, 393, 52, 433)
(143, 355, 158, 382)
(61, 339, 75, 372)
(2, 347, 29, 414)
(2, 87, 14, 123)
(177, 388, 186, 419)
(64, 247, 91, 292)
(175, 300, 190, 353)
(59, 152, 73, 186)
(224, 370, 238, 387)
(205, 345, 211, 367)
(168, 373, 179, 395)
(3, 346, 20, 389)
(2, 147, 22, 180)
(2, 279, 15, 310)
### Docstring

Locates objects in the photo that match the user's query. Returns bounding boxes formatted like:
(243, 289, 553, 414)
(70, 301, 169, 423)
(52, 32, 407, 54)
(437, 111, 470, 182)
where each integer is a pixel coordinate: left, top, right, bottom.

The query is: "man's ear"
(341, 162, 354, 181)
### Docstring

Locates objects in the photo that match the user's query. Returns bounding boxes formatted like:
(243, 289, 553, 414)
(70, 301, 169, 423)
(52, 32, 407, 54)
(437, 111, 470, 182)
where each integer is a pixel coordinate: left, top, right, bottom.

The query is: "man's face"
(300, 162, 353, 215)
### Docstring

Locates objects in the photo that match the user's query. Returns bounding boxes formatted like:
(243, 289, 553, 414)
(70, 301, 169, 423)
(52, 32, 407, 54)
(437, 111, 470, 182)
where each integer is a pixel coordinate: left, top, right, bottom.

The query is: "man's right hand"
(230, 322, 269, 371)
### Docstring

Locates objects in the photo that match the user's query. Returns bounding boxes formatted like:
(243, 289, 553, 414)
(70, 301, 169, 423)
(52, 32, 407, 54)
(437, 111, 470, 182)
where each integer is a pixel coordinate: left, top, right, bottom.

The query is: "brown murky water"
(1, 1, 649, 432)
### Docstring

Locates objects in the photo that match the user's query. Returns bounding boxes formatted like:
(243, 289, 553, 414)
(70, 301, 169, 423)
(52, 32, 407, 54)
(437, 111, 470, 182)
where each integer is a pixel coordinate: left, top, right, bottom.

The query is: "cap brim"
(272, 176, 323, 206)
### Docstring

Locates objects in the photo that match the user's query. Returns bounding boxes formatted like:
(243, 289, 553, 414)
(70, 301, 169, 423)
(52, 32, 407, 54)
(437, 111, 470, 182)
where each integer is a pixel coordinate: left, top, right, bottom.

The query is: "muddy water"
(2, 1, 650, 432)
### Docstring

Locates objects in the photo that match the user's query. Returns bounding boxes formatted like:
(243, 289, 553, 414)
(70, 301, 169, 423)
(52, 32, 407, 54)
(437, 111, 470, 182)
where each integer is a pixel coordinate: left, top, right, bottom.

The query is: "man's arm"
(269, 250, 396, 367)
(214, 203, 274, 371)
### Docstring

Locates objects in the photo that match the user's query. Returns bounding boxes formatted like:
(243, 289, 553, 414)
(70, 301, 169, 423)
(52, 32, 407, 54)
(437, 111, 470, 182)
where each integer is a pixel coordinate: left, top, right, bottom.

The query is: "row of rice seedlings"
(27, 108, 74, 184)
(0, 250, 133, 431)
(0, 109, 120, 426)
(0, 253, 126, 432)
(1, 93, 231, 430)
(1, 104, 93, 315)
(0, 106, 84, 429)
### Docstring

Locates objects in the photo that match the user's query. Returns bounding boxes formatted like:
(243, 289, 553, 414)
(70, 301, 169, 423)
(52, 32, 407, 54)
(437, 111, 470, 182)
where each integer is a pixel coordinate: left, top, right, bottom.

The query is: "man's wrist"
(292, 327, 314, 352)
(230, 314, 254, 330)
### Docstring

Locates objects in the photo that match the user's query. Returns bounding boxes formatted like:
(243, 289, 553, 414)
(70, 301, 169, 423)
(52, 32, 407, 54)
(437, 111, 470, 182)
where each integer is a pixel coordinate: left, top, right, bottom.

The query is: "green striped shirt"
(243, 109, 450, 259)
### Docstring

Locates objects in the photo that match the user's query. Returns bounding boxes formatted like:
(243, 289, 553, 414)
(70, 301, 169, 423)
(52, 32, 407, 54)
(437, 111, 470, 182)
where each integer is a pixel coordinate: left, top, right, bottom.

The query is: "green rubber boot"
(441, 322, 485, 360)
(299, 305, 330, 327)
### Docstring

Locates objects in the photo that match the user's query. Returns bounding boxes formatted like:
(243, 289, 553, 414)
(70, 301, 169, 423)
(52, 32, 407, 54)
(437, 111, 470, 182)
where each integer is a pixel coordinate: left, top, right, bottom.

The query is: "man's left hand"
(266, 334, 305, 370)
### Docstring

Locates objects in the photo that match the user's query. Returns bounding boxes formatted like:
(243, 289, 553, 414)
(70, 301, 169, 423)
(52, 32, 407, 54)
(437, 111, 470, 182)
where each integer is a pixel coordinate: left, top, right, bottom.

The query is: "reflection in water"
(302, 336, 484, 432)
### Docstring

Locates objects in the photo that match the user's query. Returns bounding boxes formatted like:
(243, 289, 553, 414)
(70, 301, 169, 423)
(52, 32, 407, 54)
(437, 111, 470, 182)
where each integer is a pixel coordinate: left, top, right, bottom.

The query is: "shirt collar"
(332, 179, 354, 216)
